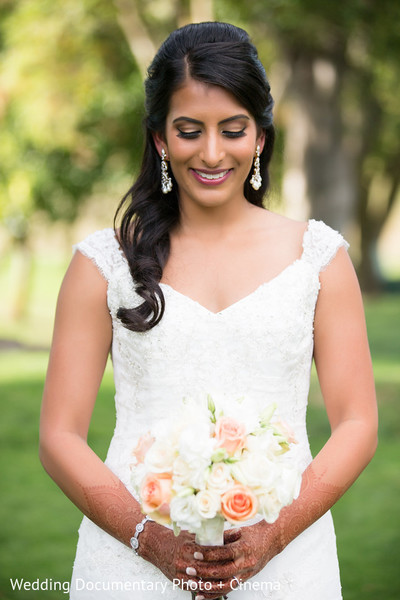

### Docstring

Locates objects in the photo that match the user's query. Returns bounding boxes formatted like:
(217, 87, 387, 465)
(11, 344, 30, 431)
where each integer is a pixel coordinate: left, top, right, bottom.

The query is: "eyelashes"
(177, 128, 246, 139)
(177, 130, 201, 139)
(224, 129, 247, 138)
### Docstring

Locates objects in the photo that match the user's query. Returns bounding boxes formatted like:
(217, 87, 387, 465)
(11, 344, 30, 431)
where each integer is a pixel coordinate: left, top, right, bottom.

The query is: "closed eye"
(177, 130, 201, 139)
(177, 127, 246, 140)
(223, 128, 246, 138)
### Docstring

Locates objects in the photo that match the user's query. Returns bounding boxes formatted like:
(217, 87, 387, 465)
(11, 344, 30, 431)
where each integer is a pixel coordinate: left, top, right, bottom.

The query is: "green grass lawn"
(0, 253, 399, 599)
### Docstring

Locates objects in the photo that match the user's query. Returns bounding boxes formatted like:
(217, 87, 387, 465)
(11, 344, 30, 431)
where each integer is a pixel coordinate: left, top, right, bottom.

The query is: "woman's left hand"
(186, 521, 279, 599)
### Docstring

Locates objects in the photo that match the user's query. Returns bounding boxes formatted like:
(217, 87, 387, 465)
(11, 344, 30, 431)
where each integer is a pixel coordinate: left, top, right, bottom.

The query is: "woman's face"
(154, 78, 265, 211)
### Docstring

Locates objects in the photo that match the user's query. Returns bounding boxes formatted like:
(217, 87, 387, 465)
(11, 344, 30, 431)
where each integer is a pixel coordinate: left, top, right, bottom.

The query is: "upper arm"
(40, 251, 112, 442)
(313, 247, 377, 433)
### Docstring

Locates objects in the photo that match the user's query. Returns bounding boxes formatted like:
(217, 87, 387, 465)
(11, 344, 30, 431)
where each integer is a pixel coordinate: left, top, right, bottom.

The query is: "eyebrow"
(172, 114, 250, 125)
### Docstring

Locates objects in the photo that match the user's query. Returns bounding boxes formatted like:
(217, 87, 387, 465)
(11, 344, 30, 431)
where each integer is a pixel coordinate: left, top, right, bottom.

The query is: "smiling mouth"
(192, 169, 231, 180)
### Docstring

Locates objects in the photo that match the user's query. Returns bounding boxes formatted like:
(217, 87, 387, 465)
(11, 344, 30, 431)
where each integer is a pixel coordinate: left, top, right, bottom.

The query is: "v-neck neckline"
(159, 258, 302, 316)
(158, 220, 312, 316)
(113, 219, 313, 317)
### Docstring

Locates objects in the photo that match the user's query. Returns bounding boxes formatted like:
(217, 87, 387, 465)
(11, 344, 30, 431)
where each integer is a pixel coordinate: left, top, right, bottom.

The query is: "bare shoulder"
(315, 245, 364, 341)
(319, 244, 358, 294)
(58, 251, 109, 316)
(66, 249, 107, 289)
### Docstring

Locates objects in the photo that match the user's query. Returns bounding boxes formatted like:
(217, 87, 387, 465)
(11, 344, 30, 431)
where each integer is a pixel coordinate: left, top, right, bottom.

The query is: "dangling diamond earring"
(250, 145, 262, 191)
(161, 149, 173, 194)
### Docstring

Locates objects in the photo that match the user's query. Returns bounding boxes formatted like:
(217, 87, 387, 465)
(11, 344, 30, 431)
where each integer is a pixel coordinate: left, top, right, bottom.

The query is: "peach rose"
(140, 473, 172, 524)
(215, 417, 247, 456)
(132, 432, 155, 465)
(221, 484, 258, 523)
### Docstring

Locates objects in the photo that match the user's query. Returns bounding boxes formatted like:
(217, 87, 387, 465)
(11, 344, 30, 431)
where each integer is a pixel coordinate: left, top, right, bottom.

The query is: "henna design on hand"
(77, 464, 346, 600)
(177, 464, 347, 599)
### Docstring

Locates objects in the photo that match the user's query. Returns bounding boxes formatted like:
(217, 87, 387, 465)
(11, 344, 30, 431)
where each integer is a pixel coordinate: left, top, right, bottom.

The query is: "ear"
(257, 129, 266, 154)
(152, 131, 167, 158)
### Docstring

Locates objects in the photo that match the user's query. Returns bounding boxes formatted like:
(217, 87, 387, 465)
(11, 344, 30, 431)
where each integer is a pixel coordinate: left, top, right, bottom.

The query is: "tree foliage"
(0, 0, 144, 240)
(1, 0, 399, 289)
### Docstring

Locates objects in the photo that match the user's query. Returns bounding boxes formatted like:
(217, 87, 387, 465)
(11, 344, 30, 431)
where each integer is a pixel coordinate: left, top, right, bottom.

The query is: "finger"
(180, 540, 201, 562)
(190, 560, 242, 581)
(173, 571, 234, 598)
(224, 527, 241, 544)
(193, 542, 237, 563)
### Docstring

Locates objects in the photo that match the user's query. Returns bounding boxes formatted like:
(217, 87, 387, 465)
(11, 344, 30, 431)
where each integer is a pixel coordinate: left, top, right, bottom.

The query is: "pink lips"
(191, 168, 232, 185)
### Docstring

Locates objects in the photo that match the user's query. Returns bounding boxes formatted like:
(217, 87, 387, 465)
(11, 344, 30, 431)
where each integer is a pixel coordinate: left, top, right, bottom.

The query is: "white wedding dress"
(70, 219, 347, 600)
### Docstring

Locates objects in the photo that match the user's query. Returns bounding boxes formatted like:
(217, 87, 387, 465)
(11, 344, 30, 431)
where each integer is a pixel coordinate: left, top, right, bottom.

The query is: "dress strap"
(302, 219, 349, 274)
(73, 228, 120, 283)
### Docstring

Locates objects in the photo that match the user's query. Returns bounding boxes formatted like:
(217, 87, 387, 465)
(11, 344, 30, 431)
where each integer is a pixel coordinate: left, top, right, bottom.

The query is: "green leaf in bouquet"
(211, 447, 228, 462)
(224, 456, 241, 464)
(207, 394, 216, 422)
(176, 487, 195, 498)
(173, 522, 181, 537)
(259, 402, 277, 427)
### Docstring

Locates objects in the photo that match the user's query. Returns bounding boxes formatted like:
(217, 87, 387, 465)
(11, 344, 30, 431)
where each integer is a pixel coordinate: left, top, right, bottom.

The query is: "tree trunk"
(10, 240, 35, 321)
(114, 0, 215, 78)
(113, 0, 156, 78)
(282, 52, 356, 233)
(358, 158, 400, 291)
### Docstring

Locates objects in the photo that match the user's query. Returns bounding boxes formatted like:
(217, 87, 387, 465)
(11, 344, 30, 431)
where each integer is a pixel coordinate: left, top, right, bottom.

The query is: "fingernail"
(194, 551, 204, 560)
(186, 566, 197, 576)
(187, 580, 197, 589)
(195, 596, 205, 600)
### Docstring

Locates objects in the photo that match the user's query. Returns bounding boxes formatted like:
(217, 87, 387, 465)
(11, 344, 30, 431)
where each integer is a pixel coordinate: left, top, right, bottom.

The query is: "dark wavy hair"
(114, 22, 275, 332)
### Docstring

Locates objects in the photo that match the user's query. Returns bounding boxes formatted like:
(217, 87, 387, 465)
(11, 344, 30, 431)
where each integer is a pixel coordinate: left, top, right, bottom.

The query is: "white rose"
(206, 462, 235, 495)
(170, 494, 202, 532)
(187, 460, 209, 491)
(257, 490, 282, 523)
(247, 428, 282, 458)
(172, 456, 193, 493)
(275, 464, 302, 506)
(195, 490, 221, 520)
(144, 440, 175, 473)
(231, 452, 279, 491)
(178, 422, 215, 465)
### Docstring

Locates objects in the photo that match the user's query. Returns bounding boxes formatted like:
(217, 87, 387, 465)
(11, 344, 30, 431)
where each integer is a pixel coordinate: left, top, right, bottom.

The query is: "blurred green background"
(1, 1, 399, 599)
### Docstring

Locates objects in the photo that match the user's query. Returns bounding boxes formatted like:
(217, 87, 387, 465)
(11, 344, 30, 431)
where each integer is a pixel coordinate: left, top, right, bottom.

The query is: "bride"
(39, 21, 377, 600)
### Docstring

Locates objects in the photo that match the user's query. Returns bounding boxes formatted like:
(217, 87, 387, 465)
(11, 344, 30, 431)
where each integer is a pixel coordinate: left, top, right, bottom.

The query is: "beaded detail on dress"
(70, 219, 347, 599)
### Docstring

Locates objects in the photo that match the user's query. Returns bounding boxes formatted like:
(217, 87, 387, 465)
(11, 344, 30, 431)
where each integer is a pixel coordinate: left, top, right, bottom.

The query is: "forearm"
(271, 418, 377, 552)
(39, 432, 143, 547)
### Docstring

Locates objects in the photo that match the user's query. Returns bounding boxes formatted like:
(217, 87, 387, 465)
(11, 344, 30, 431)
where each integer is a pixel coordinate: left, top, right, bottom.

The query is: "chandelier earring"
(161, 149, 173, 194)
(250, 145, 262, 191)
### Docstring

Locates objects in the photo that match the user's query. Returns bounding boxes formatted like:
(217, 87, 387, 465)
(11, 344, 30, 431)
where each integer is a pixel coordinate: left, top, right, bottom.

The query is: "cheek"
(167, 135, 195, 161)
(168, 145, 195, 179)
(233, 143, 257, 168)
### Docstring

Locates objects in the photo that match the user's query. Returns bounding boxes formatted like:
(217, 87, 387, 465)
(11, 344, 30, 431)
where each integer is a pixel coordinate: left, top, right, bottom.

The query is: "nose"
(199, 132, 225, 167)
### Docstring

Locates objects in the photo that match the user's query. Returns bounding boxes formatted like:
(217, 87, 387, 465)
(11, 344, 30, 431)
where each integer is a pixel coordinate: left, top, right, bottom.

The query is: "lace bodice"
(70, 219, 347, 600)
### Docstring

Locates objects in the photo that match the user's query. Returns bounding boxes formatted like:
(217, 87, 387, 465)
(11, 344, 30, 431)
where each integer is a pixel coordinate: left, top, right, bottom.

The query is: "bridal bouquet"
(130, 396, 301, 545)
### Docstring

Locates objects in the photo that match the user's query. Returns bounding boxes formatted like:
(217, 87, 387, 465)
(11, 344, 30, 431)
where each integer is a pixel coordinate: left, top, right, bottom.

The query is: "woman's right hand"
(140, 522, 242, 599)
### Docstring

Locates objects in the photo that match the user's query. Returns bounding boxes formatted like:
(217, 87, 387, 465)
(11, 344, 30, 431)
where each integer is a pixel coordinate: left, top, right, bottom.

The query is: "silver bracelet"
(130, 515, 151, 556)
